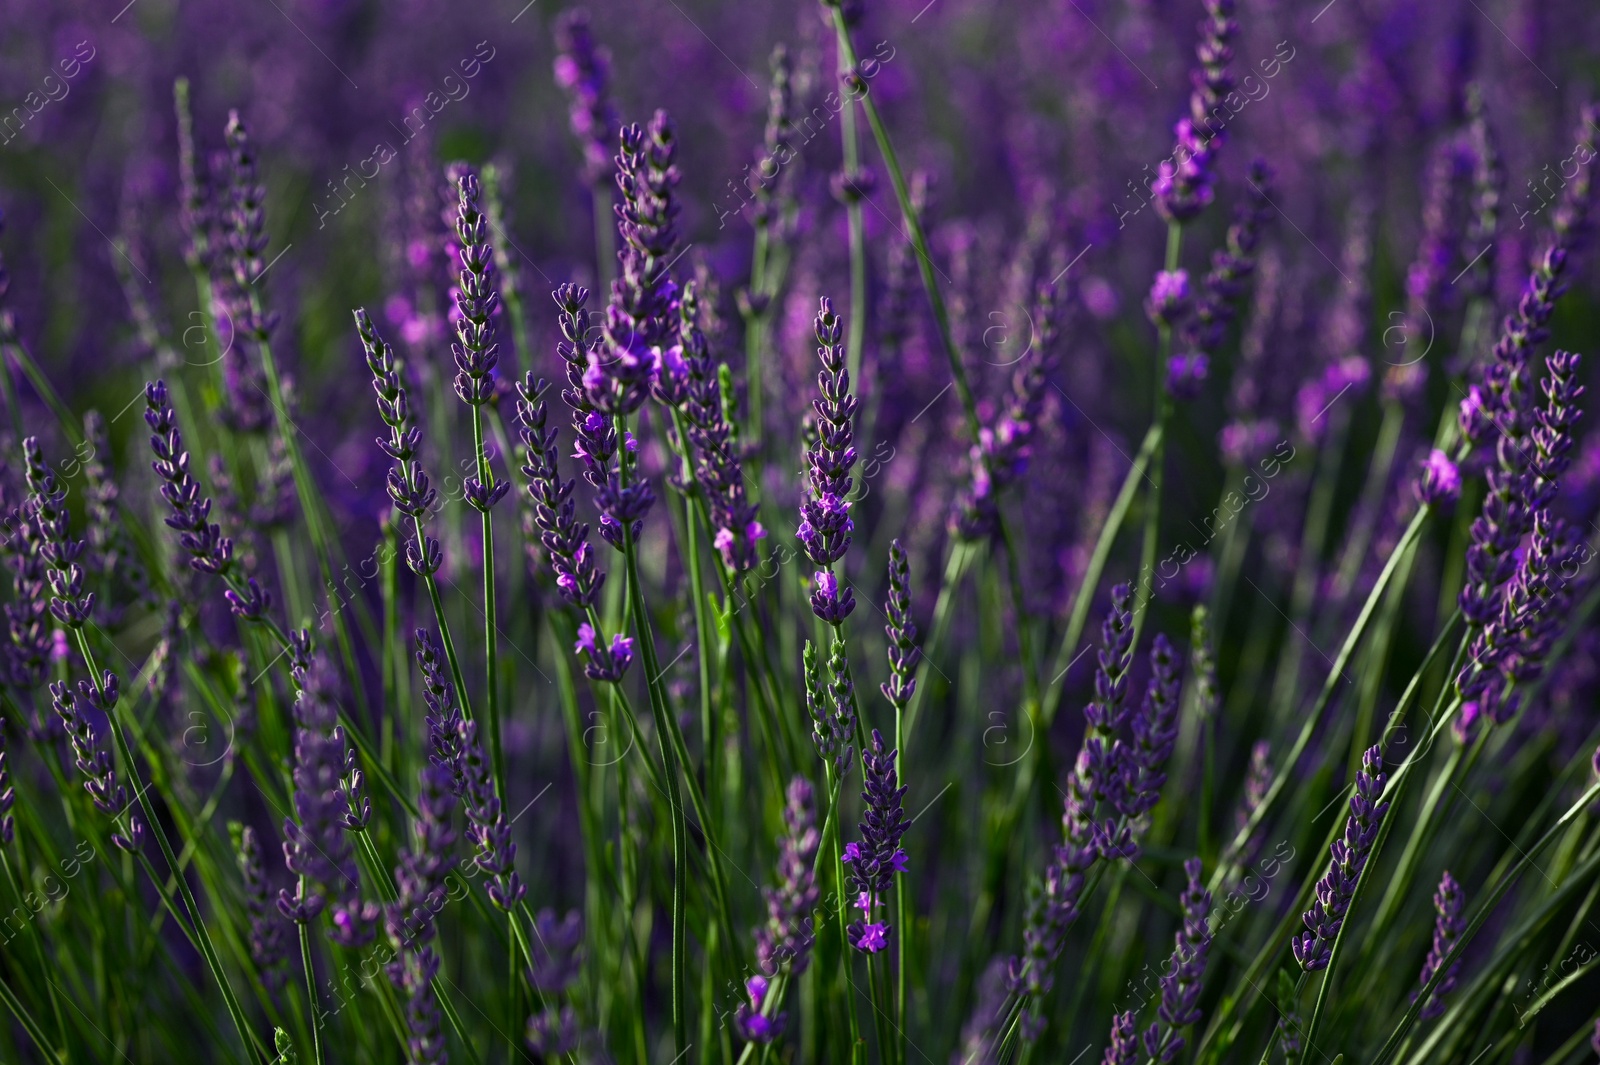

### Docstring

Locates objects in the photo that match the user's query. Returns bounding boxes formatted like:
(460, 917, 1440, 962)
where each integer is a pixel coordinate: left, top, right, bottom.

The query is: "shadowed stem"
(73, 629, 264, 1064)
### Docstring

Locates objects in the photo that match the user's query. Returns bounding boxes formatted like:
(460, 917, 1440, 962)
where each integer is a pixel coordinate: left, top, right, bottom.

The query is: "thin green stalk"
(1041, 421, 1162, 727)
(74, 630, 262, 1064)
(298, 914, 323, 1065)
(619, 525, 688, 1055)
(469, 407, 507, 805)
(1374, 781, 1600, 1065)
(0, 971, 64, 1065)
(1207, 504, 1432, 895)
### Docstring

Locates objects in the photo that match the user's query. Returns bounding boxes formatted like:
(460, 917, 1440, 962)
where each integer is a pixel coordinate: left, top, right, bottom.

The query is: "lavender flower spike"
(515, 374, 606, 609)
(22, 437, 94, 629)
(601, 111, 680, 413)
(145, 381, 235, 575)
(798, 297, 860, 621)
(458, 718, 526, 910)
(843, 729, 908, 953)
(755, 776, 820, 976)
(1293, 745, 1390, 971)
(451, 172, 505, 417)
(803, 639, 854, 774)
(552, 9, 619, 186)
(1121, 634, 1182, 822)
(1153, 0, 1238, 223)
(1141, 858, 1214, 1062)
(1103, 1011, 1139, 1065)
(51, 679, 143, 852)
(880, 539, 919, 713)
(1413, 870, 1464, 1021)
(358, 309, 443, 577)
(233, 824, 289, 990)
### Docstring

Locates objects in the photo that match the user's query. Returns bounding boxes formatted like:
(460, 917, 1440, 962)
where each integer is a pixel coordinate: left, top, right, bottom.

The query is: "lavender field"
(1, 0, 1599, 1061)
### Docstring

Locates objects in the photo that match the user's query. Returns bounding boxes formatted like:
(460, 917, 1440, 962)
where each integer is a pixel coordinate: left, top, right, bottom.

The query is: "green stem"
(1373, 781, 1600, 1065)
(74, 630, 263, 1064)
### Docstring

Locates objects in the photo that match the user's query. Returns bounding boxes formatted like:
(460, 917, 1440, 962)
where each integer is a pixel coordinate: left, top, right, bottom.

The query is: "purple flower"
(552, 9, 619, 186)
(880, 539, 920, 712)
(1141, 858, 1214, 1061)
(235, 825, 289, 991)
(804, 639, 856, 773)
(810, 569, 856, 625)
(553, 284, 655, 550)
(414, 630, 465, 793)
(1103, 1011, 1139, 1065)
(1153, 0, 1238, 224)
(529, 908, 584, 994)
(450, 170, 504, 418)
(1145, 270, 1191, 328)
(600, 111, 680, 412)
(1415, 449, 1462, 505)
(798, 297, 860, 597)
(1121, 635, 1182, 822)
(458, 718, 526, 911)
(755, 776, 820, 976)
(844, 730, 909, 951)
(22, 438, 94, 629)
(277, 652, 378, 943)
(515, 374, 607, 608)
(527, 1005, 581, 1059)
(733, 974, 786, 1044)
(1413, 870, 1465, 1021)
(1166, 352, 1210, 398)
(955, 278, 1063, 539)
(1293, 745, 1390, 971)
(572, 621, 635, 683)
(672, 283, 763, 571)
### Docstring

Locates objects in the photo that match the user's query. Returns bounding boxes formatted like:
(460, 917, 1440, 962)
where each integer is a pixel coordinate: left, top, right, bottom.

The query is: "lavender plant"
(1, 4, 1600, 1064)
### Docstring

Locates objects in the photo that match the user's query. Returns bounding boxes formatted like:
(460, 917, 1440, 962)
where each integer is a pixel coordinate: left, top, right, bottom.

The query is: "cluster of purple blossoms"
(215, 110, 275, 433)
(51, 677, 143, 852)
(1152, 0, 1238, 223)
(145, 381, 235, 576)
(1074, 583, 1137, 853)
(673, 284, 765, 571)
(1105, 858, 1214, 1063)
(24, 437, 94, 629)
(528, 910, 586, 1058)
(880, 540, 919, 713)
(458, 718, 526, 911)
(798, 297, 859, 623)
(387, 762, 458, 951)
(1414, 448, 1462, 506)
(1123, 634, 1182, 821)
(1168, 160, 1274, 397)
(843, 729, 908, 953)
(753, 775, 821, 979)
(734, 975, 786, 1046)
(277, 653, 379, 944)
(1008, 793, 1097, 1034)
(1293, 745, 1390, 971)
(516, 374, 607, 610)
(358, 308, 443, 577)
(235, 824, 289, 990)
(530, 908, 584, 994)
(1459, 106, 1598, 451)
(1413, 870, 1465, 1021)
(556, 284, 654, 556)
(3, 500, 52, 697)
(600, 112, 681, 412)
(1458, 351, 1586, 724)
(1228, 739, 1273, 867)
(552, 9, 619, 186)
(415, 630, 465, 791)
(82, 410, 151, 617)
(803, 638, 855, 774)
(383, 764, 457, 1065)
(955, 280, 1062, 540)
(450, 173, 506, 424)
